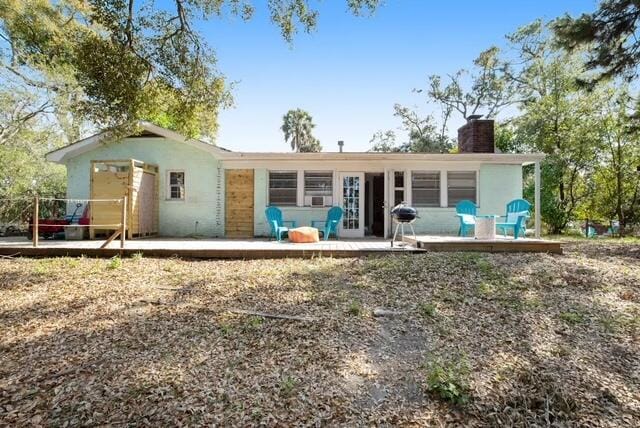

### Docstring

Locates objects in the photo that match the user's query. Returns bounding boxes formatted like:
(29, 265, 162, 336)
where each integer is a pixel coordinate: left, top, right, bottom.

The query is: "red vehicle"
(27, 203, 87, 240)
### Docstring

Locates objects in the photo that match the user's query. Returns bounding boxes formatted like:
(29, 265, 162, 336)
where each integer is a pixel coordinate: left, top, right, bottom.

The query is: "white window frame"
(268, 170, 298, 206)
(166, 170, 185, 201)
(393, 170, 406, 207)
(303, 171, 333, 206)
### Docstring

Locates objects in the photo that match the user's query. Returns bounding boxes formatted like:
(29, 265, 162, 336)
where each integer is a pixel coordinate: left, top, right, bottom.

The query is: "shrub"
(279, 375, 297, 396)
(419, 302, 437, 318)
(107, 255, 122, 270)
(348, 301, 362, 316)
(423, 355, 470, 405)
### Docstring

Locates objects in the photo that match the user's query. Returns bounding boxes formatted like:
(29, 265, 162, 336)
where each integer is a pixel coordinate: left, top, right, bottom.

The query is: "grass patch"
(560, 310, 587, 325)
(438, 289, 465, 304)
(106, 255, 122, 270)
(475, 257, 494, 276)
(219, 322, 233, 336)
(477, 281, 494, 296)
(423, 354, 471, 405)
(347, 300, 363, 316)
(419, 302, 438, 318)
(279, 375, 298, 397)
(33, 257, 80, 275)
(599, 312, 640, 334)
(246, 316, 264, 330)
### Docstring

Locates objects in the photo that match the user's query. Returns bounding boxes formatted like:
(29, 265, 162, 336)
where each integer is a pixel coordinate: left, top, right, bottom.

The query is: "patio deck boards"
(0, 235, 561, 259)
(405, 235, 562, 254)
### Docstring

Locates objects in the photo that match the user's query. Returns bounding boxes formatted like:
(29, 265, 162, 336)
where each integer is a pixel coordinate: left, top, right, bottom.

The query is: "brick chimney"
(457, 115, 494, 153)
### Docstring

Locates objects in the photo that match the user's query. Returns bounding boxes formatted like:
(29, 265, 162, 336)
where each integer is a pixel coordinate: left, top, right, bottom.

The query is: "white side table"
(475, 215, 497, 240)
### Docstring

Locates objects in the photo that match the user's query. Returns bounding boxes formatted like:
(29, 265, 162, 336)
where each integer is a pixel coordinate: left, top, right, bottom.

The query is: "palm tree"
(281, 109, 322, 152)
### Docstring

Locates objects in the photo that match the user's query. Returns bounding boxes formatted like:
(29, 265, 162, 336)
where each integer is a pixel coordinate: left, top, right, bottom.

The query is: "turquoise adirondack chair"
(455, 200, 477, 237)
(496, 199, 531, 239)
(265, 206, 296, 241)
(311, 206, 344, 241)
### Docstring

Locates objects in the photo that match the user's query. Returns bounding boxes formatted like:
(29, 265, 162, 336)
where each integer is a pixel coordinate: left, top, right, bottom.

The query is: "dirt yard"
(1, 240, 639, 426)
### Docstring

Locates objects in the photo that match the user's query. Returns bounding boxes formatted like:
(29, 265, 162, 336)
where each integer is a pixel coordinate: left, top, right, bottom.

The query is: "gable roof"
(46, 120, 545, 165)
(46, 121, 232, 163)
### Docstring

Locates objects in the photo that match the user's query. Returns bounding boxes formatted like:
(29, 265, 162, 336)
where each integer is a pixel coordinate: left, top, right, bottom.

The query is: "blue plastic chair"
(455, 200, 477, 237)
(496, 199, 531, 239)
(265, 206, 296, 241)
(311, 206, 343, 241)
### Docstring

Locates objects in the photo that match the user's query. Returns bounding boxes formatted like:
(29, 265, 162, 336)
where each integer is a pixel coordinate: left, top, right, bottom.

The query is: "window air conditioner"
(305, 196, 333, 207)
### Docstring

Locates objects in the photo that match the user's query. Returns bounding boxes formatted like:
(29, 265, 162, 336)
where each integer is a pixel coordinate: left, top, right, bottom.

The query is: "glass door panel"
(339, 173, 364, 237)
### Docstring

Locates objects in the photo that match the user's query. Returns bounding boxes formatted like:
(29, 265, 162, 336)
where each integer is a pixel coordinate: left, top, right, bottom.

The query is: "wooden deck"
(405, 235, 562, 254)
(0, 235, 562, 259)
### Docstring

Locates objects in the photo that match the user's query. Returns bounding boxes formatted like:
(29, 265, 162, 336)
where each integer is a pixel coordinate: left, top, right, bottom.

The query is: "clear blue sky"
(192, 1, 595, 152)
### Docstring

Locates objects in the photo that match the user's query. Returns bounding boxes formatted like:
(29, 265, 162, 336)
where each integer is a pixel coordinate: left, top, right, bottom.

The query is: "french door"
(339, 172, 364, 238)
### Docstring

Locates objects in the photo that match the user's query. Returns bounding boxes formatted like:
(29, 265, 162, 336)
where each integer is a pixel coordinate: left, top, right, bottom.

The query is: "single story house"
(46, 118, 543, 239)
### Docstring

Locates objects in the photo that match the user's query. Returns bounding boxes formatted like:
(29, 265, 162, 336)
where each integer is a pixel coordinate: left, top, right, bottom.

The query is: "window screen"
(447, 171, 477, 206)
(304, 172, 332, 197)
(412, 171, 440, 207)
(269, 171, 297, 206)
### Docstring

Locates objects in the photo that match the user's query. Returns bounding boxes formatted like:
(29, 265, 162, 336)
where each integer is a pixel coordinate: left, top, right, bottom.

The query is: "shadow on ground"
(0, 243, 638, 425)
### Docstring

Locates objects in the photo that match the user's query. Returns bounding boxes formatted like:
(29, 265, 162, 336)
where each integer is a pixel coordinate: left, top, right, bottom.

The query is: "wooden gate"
(225, 169, 254, 237)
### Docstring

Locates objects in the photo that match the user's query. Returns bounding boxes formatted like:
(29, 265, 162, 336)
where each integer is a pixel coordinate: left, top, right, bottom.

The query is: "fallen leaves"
(0, 240, 638, 426)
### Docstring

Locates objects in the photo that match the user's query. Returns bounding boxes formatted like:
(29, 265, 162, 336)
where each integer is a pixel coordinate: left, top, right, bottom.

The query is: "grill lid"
(391, 203, 418, 222)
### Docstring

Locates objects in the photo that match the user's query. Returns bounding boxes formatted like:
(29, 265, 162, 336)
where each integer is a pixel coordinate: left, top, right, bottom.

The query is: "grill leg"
(409, 223, 416, 241)
(392, 223, 401, 247)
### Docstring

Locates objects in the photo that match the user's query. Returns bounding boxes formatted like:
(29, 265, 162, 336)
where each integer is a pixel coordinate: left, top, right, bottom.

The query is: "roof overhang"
(220, 152, 545, 165)
(46, 121, 545, 166)
(46, 121, 232, 164)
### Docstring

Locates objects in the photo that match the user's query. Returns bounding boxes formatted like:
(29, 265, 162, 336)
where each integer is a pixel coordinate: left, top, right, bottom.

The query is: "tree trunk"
(615, 139, 624, 235)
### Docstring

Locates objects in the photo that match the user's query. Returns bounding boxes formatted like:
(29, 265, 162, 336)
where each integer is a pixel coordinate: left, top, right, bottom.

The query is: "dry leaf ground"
(1, 239, 639, 426)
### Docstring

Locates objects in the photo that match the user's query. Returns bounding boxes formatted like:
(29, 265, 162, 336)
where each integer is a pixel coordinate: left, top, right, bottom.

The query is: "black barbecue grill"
(390, 202, 418, 247)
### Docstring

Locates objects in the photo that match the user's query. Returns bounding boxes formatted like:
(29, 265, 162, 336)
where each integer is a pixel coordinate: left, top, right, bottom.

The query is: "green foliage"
(477, 281, 494, 296)
(374, 17, 640, 234)
(560, 310, 586, 325)
(494, 121, 524, 153)
(347, 300, 362, 316)
(371, 46, 516, 153)
(107, 255, 123, 270)
(246, 316, 264, 330)
(0, 109, 66, 224)
(279, 375, 298, 396)
(581, 89, 640, 230)
(508, 21, 610, 233)
(427, 46, 518, 120)
(1, 1, 382, 140)
(281, 108, 322, 152)
(419, 302, 437, 318)
(553, 0, 640, 84)
(370, 104, 453, 153)
(423, 354, 471, 405)
(219, 322, 233, 336)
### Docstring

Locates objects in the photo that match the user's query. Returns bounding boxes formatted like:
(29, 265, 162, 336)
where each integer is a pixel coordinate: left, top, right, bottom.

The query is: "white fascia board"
(221, 152, 546, 164)
(46, 121, 232, 163)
